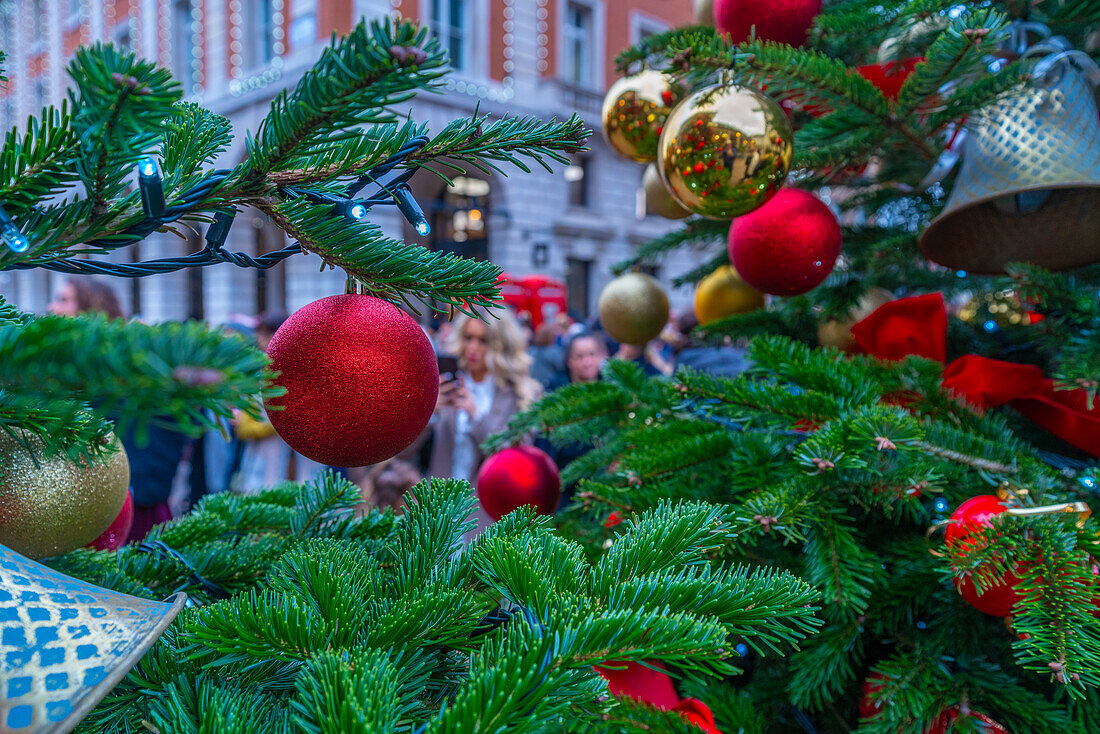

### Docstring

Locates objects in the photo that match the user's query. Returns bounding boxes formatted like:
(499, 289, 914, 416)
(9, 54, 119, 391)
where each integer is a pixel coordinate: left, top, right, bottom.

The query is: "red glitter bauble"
(265, 294, 438, 467)
(927, 708, 1009, 734)
(714, 0, 821, 46)
(946, 495, 1025, 617)
(727, 189, 841, 296)
(476, 445, 561, 520)
(87, 489, 134, 552)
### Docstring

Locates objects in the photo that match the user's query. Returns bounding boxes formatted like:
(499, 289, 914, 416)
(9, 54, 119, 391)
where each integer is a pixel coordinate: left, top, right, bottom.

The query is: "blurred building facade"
(0, 0, 700, 323)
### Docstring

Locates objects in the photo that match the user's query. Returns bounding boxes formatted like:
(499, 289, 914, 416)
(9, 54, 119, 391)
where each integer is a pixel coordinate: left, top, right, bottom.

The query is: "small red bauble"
(927, 708, 1009, 734)
(87, 489, 134, 551)
(858, 672, 888, 721)
(265, 294, 438, 467)
(727, 189, 841, 296)
(476, 445, 561, 520)
(946, 495, 1025, 617)
(713, 0, 821, 46)
(856, 57, 923, 101)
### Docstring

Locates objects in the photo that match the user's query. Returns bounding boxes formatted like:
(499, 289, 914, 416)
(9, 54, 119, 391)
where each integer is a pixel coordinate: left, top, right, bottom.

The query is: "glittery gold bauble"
(602, 71, 683, 163)
(693, 0, 715, 26)
(816, 287, 894, 350)
(643, 163, 691, 220)
(598, 273, 670, 345)
(694, 265, 765, 325)
(0, 432, 129, 558)
(657, 84, 793, 220)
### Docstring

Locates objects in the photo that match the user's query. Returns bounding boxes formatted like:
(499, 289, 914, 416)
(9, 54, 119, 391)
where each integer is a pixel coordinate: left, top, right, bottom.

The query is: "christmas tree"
(0, 19, 822, 733)
(491, 0, 1100, 732)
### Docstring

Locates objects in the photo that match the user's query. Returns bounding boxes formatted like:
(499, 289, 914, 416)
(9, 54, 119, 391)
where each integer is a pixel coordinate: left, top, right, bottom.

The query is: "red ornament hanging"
(713, 0, 821, 47)
(476, 445, 561, 520)
(87, 489, 134, 552)
(856, 57, 923, 101)
(858, 672, 888, 721)
(265, 294, 439, 467)
(945, 495, 1025, 617)
(727, 188, 841, 296)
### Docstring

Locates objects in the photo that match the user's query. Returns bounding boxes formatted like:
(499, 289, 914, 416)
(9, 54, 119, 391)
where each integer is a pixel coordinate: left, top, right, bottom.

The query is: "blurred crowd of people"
(44, 276, 753, 543)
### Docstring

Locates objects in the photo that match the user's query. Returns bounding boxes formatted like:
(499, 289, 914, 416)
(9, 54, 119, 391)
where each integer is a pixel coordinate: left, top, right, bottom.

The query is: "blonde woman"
(429, 310, 541, 486)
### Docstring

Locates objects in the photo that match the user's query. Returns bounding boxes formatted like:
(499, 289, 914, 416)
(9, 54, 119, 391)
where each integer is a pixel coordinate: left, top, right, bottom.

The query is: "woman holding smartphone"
(429, 310, 540, 496)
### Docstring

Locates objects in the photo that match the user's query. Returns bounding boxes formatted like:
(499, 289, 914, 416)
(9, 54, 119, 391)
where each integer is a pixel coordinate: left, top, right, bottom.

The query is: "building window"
(431, 176, 490, 260)
(66, 0, 81, 26)
(245, 0, 278, 70)
(430, 0, 468, 71)
(566, 156, 590, 208)
(563, 1, 594, 86)
(172, 0, 196, 93)
(0, 12, 13, 60)
(631, 14, 667, 43)
(565, 257, 591, 318)
(113, 22, 132, 51)
(289, 8, 317, 52)
(31, 0, 46, 49)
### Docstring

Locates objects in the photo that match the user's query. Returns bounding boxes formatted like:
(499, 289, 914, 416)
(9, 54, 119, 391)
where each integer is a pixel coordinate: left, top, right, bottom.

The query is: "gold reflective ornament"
(598, 273, 670, 345)
(693, 0, 715, 26)
(602, 71, 683, 162)
(694, 265, 765, 325)
(0, 432, 129, 558)
(643, 164, 691, 220)
(816, 287, 894, 350)
(658, 84, 793, 220)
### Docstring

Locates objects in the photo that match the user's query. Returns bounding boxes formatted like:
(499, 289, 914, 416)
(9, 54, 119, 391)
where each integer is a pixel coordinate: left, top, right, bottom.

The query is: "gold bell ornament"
(694, 265, 766, 325)
(920, 49, 1100, 273)
(642, 164, 691, 220)
(657, 83, 793, 220)
(602, 71, 684, 162)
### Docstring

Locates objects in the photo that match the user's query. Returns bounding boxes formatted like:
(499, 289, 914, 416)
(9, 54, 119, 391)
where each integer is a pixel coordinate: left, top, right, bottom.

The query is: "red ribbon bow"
(596, 661, 723, 734)
(851, 293, 1099, 457)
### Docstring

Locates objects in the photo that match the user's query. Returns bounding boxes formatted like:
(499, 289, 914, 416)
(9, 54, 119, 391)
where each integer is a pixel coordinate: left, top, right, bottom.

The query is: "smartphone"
(437, 355, 460, 383)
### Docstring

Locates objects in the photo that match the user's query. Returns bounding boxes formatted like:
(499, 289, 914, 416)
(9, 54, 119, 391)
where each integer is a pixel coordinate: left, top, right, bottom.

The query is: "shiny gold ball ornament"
(0, 432, 129, 558)
(816, 287, 894, 350)
(657, 84, 793, 220)
(602, 71, 683, 163)
(598, 272, 670, 345)
(694, 265, 765, 325)
(693, 0, 715, 26)
(643, 164, 691, 220)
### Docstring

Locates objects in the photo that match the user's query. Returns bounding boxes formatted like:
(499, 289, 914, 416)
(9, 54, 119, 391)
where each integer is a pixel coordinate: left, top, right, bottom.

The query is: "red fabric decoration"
(855, 57, 923, 101)
(596, 661, 724, 733)
(476, 445, 561, 520)
(87, 489, 134, 551)
(850, 293, 947, 363)
(713, 0, 821, 46)
(266, 294, 439, 467)
(727, 189, 841, 296)
(943, 356, 1100, 458)
(851, 294, 1099, 456)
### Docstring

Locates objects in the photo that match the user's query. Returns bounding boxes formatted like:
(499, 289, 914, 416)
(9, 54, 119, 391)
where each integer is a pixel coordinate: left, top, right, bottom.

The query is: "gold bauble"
(693, 0, 715, 26)
(657, 84, 793, 220)
(0, 432, 129, 558)
(694, 265, 765, 325)
(598, 273, 670, 345)
(602, 71, 683, 163)
(816, 287, 894, 350)
(643, 163, 691, 220)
